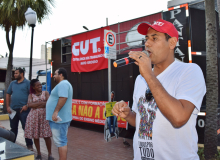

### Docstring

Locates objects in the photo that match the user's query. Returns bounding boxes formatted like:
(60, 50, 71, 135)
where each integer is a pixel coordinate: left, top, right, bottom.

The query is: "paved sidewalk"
(1, 120, 133, 160)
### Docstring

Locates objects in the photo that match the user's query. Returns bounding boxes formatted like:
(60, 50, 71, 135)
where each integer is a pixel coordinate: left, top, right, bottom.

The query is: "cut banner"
(72, 99, 128, 128)
(71, 27, 109, 72)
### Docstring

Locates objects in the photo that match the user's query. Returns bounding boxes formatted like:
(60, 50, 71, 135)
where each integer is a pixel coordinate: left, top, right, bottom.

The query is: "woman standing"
(25, 79, 53, 160)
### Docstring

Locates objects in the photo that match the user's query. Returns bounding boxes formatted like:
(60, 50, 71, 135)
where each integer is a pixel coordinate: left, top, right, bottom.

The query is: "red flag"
(71, 27, 109, 72)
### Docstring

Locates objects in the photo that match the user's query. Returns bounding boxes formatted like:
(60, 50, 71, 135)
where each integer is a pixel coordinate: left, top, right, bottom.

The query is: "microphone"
(113, 57, 134, 68)
(113, 50, 149, 68)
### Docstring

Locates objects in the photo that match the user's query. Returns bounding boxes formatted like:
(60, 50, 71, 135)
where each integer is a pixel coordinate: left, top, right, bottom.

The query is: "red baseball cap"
(137, 19, 179, 40)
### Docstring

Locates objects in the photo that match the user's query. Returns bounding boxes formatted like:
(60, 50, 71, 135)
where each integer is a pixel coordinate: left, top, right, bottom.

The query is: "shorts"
(49, 121, 70, 147)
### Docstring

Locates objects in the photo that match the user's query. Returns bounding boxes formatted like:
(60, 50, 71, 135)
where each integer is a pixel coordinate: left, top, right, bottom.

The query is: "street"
(1, 120, 133, 160)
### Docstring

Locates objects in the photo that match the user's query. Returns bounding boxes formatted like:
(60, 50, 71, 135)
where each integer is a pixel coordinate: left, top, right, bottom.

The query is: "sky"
(0, 0, 169, 59)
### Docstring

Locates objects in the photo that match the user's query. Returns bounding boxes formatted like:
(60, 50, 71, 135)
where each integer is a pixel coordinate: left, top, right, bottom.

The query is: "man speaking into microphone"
(112, 19, 206, 160)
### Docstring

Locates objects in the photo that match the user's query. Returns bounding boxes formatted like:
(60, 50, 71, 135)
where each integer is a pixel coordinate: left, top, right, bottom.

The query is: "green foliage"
(0, 0, 55, 31)
(198, 147, 205, 160)
(216, 151, 220, 160)
(198, 147, 220, 160)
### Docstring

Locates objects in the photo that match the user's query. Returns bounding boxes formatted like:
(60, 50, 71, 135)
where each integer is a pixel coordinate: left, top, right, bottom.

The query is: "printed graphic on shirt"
(138, 96, 157, 140)
(137, 95, 158, 160)
(139, 141, 155, 160)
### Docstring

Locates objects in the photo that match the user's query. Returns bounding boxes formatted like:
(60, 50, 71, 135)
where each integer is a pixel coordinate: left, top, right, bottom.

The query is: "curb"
(198, 143, 220, 150)
(0, 114, 9, 120)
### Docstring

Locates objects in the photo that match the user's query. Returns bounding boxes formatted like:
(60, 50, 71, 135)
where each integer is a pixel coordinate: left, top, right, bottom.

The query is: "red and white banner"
(72, 99, 127, 128)
(71, 27, 110, 72)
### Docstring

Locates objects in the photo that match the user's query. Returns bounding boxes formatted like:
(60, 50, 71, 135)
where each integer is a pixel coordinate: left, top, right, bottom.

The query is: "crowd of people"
(6, 67, 73, 160)
(2, 19, 206, 160)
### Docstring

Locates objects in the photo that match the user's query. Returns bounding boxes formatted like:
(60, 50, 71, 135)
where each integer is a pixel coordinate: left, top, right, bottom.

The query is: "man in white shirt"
(112, 19, 206, 160)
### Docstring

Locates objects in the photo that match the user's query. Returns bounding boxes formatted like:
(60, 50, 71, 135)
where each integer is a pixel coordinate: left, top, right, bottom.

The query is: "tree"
(204, 0, 218, 159)
(218, 0, 220, 29)
(0, 0, 55, 113)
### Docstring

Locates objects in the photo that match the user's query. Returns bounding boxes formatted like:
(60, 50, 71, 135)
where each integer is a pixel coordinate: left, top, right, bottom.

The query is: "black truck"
(51, 0, 220, 143)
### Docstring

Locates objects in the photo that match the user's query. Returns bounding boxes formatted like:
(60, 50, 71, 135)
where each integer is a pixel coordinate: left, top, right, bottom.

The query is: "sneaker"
(27, 145, 33, 151)
(36, 155, 42, 160)
(115, 132, 118, 139)
(111, 133, 114, 137)
(48, 155, 54, 160)
(108, 133, 111, 141)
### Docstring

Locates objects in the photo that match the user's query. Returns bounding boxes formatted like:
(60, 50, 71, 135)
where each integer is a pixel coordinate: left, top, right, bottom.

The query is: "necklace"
(35, 92, 42, 96)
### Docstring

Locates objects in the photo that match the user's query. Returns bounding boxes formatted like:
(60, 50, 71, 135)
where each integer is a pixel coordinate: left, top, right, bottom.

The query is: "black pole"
(29, 24, 35, 80)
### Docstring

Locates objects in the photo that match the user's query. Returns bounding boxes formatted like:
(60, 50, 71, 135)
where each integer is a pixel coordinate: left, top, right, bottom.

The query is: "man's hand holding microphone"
(113, 50, 153, 81)
(128, 50, 153, 81)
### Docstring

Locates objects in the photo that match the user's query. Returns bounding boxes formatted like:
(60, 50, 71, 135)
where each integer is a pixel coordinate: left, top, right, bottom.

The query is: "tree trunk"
(204, 0, 218, 159)
(218, 0, 220, 29)
(3, 26, 16, 113)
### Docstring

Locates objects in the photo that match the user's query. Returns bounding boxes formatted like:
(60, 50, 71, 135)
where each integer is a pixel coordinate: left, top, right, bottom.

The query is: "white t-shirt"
(132, 60, 206, 160)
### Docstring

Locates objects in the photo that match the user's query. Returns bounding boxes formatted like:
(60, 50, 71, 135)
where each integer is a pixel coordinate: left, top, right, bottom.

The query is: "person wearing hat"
(112, 19, 206, 159)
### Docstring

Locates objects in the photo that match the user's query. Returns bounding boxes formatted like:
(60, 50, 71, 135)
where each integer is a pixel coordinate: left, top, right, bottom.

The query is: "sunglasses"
(145, 88, 153, 102)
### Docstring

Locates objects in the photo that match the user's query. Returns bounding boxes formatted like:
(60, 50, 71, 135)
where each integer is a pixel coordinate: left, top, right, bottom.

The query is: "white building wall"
(0, 82, 5, 90)
(41, 44, 46, 59)
(47, 47, 52, 60)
